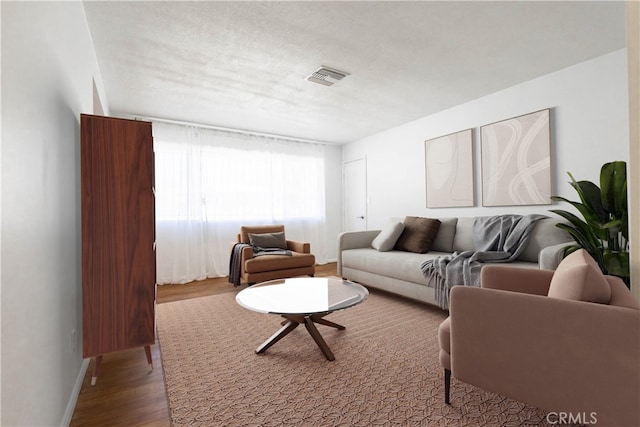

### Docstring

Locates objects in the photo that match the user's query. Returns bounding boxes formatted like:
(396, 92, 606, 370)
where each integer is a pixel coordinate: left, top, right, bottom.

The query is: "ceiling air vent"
(306, 66, 349, 87)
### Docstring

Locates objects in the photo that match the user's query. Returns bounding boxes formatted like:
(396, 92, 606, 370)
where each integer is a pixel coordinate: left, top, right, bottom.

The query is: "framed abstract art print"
(425, 129, 474, 208)
(480, 109, 551, 206)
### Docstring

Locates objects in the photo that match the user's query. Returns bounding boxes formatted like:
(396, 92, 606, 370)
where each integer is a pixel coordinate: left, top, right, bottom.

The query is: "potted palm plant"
(550, 161, 629, 287)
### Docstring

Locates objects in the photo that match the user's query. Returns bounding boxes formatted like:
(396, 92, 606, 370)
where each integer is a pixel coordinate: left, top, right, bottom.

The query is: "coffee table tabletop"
(236, 277, 368, 360)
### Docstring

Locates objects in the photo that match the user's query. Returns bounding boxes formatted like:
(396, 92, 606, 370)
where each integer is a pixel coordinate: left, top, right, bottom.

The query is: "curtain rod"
(115, 112, 330, 146)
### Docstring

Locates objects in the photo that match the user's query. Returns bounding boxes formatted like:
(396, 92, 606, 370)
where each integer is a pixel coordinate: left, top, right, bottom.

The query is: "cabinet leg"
(91, 355, 103, 386)
(144, 345, 153, 371)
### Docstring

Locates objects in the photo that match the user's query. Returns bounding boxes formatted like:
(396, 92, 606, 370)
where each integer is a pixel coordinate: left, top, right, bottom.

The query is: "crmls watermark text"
(546, 412, 598, 424)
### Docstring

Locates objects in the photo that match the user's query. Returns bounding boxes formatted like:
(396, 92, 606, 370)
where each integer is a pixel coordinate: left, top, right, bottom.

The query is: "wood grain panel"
(81, 114, 156, 358)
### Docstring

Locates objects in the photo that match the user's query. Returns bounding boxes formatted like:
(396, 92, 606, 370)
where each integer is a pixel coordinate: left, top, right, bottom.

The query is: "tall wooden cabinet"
(80, 114, 156, 384)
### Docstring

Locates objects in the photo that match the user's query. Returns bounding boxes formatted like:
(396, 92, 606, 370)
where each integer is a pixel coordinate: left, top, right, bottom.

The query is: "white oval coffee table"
(236, 277, 368, 361)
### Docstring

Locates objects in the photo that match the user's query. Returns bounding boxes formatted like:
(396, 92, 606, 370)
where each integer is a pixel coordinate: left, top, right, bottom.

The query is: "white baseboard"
(60, 358, 89, 426)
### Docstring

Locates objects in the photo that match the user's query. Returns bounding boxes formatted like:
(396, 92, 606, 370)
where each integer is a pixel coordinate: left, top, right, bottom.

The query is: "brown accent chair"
(438, 249, 640, 427)
(234, 225, 315, 285)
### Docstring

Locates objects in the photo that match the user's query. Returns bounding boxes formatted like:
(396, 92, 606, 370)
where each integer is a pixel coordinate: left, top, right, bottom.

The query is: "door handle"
(357, 216, 365, 219)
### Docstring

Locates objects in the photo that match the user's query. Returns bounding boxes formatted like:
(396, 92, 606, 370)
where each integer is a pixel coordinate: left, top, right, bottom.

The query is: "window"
(152, 122, 327, 283)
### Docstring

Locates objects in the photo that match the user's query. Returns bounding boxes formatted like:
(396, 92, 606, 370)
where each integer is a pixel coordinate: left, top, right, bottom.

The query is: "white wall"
(323, 144, 343, 261)
(343, 49, 630, 230)
(1, 3, 107, 425)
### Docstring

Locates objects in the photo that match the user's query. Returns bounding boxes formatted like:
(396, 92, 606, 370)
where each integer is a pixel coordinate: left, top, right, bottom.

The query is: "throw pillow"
(248, 232, 288, 249)
(372, 221, 405, 252)
(394, 216, 441, 254)
(547, 249, 611, 303)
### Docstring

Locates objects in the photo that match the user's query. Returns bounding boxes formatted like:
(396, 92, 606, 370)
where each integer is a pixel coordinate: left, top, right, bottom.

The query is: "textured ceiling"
(83, 1, 626, 144)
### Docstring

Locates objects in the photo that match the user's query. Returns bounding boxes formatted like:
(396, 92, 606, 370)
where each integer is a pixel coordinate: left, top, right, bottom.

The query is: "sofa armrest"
(480, 265, 553, 296)
(539, 242, 572, 270)
(286, 240, 310, 253)
(337, 230, 381, 276)
(338, 230, 380, 251)
(449, 286, 640, 426)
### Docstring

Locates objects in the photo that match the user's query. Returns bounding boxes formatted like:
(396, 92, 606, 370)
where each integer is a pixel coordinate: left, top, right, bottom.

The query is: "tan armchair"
(438, 250, 640, 427)
(230, 225, 315, 285)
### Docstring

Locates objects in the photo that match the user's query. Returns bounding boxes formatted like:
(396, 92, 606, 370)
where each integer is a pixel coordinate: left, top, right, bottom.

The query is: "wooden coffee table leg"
(256, 314, 344, 361)
(311, 315, 345, 330)
(304, 317, 335, 361)
(256, 320, 299, 354)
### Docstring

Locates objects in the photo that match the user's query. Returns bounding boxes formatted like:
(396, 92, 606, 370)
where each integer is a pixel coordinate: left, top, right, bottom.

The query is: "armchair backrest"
(239, 225, 285, 244)
(546, 249, 639, 309)
(607, 276, 640, 309)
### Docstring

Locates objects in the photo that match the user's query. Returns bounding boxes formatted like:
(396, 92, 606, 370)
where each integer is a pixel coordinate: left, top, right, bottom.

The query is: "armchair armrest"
(337, 230, 381, 276)
(241, 245, 254, 260)
(449, 286, 640, 426)
(229, 241, 255, 261)
(481, 265, 553, 296)
(286, 240, 310, 253)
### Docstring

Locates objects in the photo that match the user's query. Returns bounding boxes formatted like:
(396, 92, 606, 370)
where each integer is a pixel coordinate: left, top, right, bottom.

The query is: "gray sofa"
(337, 217, 572, 308)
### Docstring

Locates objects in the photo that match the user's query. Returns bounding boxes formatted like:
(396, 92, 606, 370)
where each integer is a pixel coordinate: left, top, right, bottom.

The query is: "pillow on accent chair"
(394, 216, 441, 254)
(372, 221, 405, 252)
(249, 232, 288, 249)
(547, 249, 611, 303)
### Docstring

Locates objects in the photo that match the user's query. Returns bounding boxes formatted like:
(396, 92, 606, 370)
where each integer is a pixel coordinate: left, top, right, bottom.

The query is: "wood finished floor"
(69, 263, 338, 426)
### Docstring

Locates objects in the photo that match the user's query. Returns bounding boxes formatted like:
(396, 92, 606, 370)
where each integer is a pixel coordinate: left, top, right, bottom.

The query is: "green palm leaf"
(551, 161, 629, 287)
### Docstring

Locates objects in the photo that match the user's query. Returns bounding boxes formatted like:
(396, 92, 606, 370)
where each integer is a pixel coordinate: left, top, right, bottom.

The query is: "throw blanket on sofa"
(420, 214, 547, 310)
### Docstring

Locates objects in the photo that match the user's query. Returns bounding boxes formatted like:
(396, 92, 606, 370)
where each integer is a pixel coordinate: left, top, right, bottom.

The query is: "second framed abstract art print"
(480, 109, 551, 207)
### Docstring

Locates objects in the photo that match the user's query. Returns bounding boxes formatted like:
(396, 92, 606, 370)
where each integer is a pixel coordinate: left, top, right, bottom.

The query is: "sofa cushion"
(394, 216, 441, 253)
(341, 247, 539, 288)
(372, 221, 405, 252)
(431, 218, 458, 252)
(342, 248, 442, 285)
(249, 232, 287, 249)
(547, 249, 611, 303)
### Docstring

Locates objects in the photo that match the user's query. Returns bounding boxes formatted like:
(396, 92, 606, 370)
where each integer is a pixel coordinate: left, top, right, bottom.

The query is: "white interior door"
(343, 158, 367, 231)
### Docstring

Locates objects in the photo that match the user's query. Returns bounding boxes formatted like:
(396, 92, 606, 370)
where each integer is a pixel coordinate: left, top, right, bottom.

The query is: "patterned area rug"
(156, 289, 549, 426)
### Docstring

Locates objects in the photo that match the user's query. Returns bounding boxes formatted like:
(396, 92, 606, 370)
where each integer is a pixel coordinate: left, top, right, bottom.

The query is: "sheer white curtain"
(153, 122, 327, 284)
